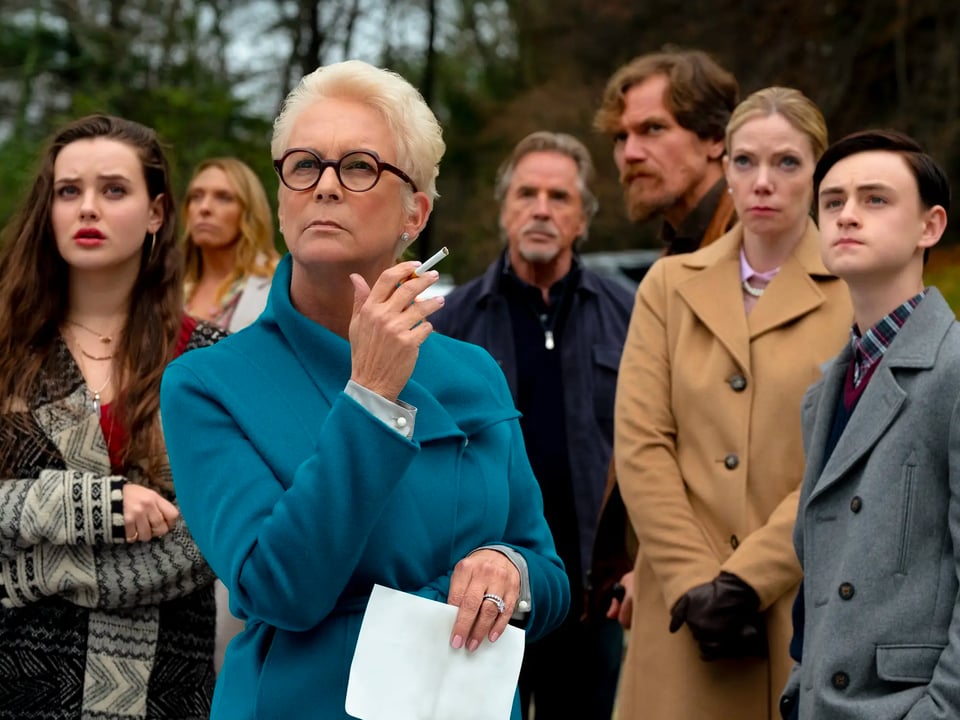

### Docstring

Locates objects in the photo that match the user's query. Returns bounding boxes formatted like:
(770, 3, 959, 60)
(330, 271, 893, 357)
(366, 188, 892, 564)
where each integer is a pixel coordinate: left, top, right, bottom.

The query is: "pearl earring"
(400, 232, 410, 245)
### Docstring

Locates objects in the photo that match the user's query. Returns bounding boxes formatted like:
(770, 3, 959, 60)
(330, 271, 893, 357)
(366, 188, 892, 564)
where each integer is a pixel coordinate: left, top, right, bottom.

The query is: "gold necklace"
(78, 345, 114, 361)
(63, 326, 114, 361)
(66, 319, 114, 344)
(65, 328, 113, 416)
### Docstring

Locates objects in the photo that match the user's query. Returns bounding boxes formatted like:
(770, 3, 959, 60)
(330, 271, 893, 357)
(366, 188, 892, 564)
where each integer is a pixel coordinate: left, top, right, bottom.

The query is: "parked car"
(417, 274, 457, 299)
(579, 248, 660, 292)
(420, 249, 660, 299)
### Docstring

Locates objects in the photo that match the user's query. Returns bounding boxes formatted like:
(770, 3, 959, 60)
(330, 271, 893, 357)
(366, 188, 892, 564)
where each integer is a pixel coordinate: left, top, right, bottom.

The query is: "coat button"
(850, 496, 862, 513)
(724, 454, 739, 470)
(730, 534, 740, 549)
(832, 671, 850, 690)
(838, 583, 855, 600)
(729, 374, 747, 392)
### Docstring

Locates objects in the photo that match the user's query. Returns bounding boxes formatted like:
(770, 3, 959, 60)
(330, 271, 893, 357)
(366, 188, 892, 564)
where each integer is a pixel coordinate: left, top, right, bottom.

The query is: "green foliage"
(926, 248, 960, 314)
(0, 136, 45, 227)
(2, 0, 959, 275)
(0, 0, 278, 248)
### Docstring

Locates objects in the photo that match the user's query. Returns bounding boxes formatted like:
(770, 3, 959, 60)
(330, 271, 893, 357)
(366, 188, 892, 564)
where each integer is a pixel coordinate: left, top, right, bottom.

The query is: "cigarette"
(412, 246, 449, 277)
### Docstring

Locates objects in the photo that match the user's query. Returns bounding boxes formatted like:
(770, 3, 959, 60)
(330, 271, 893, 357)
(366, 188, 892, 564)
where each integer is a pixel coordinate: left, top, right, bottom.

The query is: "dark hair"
(594, 48, 739, 143)
(813, 129, 950, 265)
(0, 114, 182, 490)
(814, 129, 951, 212)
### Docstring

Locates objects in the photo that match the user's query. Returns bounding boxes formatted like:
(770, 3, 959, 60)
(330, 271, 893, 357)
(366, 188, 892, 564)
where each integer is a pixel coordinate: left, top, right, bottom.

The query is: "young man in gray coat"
(781, 129, 960, 719)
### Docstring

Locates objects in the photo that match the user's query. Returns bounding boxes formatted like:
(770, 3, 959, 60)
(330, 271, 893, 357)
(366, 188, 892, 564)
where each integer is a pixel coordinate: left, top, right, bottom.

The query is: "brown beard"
(623, 184, 673, 223)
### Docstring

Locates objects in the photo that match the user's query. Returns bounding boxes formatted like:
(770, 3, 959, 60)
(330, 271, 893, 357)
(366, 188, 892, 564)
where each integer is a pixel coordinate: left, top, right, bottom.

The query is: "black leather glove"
(779, 692, 799, 720)
(669, 571, 768, 661)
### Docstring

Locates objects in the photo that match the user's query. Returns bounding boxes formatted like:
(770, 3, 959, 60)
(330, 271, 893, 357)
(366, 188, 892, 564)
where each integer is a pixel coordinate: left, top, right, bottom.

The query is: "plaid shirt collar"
(850, 290, 926, 386)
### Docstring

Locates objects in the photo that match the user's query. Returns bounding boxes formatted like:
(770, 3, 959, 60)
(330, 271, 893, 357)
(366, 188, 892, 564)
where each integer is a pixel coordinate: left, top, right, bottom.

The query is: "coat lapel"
(801, 348, 850, 487)
(746, 219, 833, 340)
(676, 228, 751, 372)
(675, 218, 837, 373)
(808, 366, 906, 503)
(807, 289, 954, 503)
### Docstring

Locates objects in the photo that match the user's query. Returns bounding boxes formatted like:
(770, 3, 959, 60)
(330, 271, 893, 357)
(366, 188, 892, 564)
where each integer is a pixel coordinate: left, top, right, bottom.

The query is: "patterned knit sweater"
(0, 321, 224, 719)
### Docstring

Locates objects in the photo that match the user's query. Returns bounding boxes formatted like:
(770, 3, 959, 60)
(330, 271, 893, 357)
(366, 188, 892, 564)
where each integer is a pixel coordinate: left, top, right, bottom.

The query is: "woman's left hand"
(447, 549, 521, 652)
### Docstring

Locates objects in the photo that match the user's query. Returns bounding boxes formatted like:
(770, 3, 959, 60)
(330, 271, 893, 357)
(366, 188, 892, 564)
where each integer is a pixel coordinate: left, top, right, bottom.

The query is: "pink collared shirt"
(740, 247, 780, 313)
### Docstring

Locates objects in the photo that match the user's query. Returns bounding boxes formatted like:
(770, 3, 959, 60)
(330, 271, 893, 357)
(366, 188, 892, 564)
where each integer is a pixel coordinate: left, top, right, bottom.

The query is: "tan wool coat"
(614, 219, 853, 719)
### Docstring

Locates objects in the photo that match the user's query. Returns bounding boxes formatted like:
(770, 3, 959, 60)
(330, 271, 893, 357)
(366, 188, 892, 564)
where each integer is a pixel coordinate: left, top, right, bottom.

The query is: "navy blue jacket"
(432, 251, 634, 586)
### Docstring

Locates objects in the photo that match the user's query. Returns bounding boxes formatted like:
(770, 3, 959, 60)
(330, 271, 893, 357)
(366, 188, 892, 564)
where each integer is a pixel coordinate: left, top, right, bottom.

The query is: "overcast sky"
(222, 2, 435, 117)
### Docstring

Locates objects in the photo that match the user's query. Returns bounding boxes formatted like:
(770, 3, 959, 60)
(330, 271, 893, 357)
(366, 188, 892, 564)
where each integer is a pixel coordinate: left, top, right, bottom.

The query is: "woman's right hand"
(606, 570, 634, 629)
(348, 261, 446, 402)
(122, 483, 179, 543)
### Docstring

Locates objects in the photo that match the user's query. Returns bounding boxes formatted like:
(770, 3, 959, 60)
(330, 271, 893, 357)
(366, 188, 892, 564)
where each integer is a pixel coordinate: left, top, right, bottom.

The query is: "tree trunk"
(417, 0, 439, 259)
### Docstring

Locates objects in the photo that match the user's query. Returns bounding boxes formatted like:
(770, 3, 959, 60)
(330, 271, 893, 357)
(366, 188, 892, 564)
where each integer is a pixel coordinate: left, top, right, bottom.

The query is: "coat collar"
(661, 177, 729, 254)
(675, 218, 837, 371)
(472, 250, 602, 305)
(806, 288, 955, 502)
(264, 255, 514, 442)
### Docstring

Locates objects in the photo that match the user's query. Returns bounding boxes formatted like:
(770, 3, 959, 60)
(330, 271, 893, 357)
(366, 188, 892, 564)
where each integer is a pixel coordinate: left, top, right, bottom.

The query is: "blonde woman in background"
(613, 87, 853, 719)
(183, 157, 279, 333)
(181, 157, 279, 671)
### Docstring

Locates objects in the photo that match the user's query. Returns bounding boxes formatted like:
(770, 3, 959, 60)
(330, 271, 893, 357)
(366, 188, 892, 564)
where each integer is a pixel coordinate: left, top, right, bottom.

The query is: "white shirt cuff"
(472, 545, 531, 620)
(345, 380, 417, 439)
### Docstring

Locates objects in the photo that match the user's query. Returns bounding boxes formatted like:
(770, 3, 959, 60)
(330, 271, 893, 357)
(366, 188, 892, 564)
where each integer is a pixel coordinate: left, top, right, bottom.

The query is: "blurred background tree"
(1, 0, 958, 281)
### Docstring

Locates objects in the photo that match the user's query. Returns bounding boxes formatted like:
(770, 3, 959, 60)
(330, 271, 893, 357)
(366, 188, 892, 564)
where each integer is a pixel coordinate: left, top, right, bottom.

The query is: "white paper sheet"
(345, 584, 525, 720)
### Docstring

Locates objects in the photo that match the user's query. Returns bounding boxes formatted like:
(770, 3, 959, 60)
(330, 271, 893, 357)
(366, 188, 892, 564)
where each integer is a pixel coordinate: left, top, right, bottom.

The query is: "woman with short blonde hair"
(162, 61, 569, 720)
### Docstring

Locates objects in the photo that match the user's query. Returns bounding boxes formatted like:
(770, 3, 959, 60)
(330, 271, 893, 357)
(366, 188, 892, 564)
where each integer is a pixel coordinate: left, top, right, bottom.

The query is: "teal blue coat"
(160, 255, 570, 719)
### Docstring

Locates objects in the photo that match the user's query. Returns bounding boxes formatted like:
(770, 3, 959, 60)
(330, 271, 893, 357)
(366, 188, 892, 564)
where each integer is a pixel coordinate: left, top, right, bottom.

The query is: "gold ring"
(126, 529, 139, 542)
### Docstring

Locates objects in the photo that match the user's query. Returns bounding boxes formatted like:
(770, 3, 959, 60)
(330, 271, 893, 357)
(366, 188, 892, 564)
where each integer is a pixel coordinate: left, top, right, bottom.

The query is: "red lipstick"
(74, 227, 106, 247)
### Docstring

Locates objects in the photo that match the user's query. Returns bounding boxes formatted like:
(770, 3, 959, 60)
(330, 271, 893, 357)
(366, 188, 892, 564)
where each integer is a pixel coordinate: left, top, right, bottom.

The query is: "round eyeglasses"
(273, 148, 419, 194)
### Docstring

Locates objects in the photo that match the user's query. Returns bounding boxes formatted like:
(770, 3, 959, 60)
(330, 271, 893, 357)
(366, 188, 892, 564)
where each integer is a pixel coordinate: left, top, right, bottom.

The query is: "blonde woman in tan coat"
(613, 88, 853, 719)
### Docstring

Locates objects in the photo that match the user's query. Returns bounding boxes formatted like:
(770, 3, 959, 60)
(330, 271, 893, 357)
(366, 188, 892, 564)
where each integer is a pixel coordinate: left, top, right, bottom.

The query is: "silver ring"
(482, 593, 506, 614)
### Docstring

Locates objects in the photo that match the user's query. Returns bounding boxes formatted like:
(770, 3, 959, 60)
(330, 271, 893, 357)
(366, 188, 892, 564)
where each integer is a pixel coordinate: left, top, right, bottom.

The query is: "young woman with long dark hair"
(0, 114, 222, 719)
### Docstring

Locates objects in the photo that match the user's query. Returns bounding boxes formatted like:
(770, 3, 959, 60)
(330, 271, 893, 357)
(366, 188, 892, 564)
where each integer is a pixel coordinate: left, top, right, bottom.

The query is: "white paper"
(346, 584, 525, 720)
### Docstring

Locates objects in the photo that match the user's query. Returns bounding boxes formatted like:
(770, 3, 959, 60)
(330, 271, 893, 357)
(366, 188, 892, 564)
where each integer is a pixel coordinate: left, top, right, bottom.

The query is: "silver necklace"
(88, 373, 112, 417)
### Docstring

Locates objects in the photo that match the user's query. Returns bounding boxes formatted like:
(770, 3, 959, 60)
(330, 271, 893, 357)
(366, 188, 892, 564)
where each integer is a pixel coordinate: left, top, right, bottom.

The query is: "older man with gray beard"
(432, 131, 634, 720)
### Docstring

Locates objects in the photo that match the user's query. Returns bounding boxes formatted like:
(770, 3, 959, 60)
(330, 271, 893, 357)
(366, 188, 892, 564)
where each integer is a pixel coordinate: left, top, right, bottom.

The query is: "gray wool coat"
(785, 288, 960, 719)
